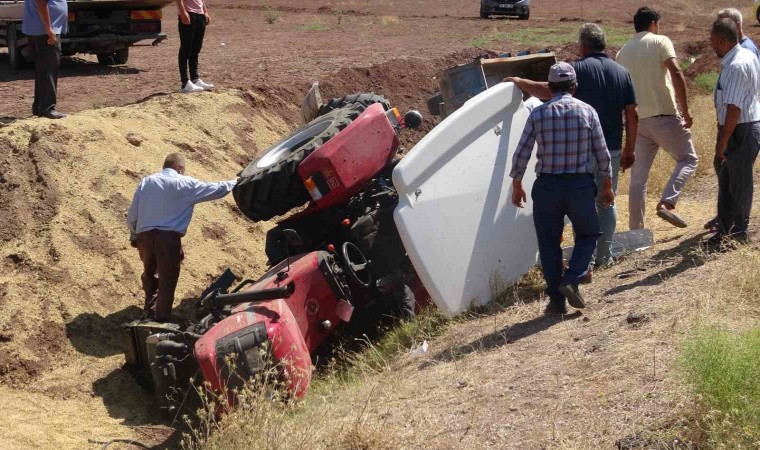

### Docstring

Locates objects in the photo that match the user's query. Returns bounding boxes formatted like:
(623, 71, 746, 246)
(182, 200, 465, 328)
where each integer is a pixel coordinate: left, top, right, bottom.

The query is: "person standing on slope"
(616, 7, 698, 230)
(510, 62, 614, 315)
(126, 153, 237, 321)
(507, 23, 637, 268)
(708, 19, 760, 245)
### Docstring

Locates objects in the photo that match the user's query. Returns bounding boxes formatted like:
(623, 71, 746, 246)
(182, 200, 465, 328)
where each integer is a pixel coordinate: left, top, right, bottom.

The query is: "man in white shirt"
(126, 153, 237, 321)
(709, 19, 760, 245)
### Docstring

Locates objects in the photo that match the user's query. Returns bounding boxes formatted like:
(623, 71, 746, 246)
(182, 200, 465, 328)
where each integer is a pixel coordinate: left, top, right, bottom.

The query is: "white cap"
(548, 62, 576, 83)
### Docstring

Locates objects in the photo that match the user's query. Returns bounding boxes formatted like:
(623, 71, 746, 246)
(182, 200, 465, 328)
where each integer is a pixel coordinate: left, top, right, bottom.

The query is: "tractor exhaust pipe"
(204, 282, 295, 309)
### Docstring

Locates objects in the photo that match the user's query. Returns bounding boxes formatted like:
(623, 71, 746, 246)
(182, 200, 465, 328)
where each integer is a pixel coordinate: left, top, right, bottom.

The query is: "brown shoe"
(656, 207, 688, 228)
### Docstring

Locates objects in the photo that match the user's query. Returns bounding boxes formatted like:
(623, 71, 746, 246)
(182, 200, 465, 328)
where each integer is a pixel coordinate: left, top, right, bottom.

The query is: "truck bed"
(0, 0, 172, 21)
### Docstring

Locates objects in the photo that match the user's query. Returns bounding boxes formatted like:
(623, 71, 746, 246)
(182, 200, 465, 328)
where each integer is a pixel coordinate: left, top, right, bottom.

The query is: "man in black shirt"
(507, 23, 638, 268)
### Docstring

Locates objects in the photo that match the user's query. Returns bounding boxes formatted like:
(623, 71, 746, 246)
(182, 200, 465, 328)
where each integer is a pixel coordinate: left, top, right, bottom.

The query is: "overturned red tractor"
(121, 93, 426, 411)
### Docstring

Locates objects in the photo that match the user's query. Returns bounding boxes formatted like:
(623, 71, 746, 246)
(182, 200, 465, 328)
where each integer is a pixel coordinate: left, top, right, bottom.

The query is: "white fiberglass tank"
(393, 82, 539, 316)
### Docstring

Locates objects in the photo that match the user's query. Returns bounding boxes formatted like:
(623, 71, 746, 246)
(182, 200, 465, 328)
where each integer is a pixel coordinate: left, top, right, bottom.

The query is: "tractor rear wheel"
(234, 104, 365, 221)
(316, 93, 390, 117)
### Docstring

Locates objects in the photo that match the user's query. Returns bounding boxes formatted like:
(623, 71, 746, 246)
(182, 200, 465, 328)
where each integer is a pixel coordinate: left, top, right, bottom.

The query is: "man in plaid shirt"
(511, 62, 615, 314)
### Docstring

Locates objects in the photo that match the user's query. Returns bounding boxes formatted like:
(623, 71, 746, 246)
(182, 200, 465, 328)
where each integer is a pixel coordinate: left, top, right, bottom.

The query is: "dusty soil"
(0, 0, 754, 448)
(0, 0, 745, 119)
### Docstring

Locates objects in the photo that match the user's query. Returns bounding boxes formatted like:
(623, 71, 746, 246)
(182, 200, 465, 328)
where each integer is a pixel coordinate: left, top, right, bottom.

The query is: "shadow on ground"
(606, 233, 710, 296)
(92, 368, 184, 449)
(0, 55, 144, 82)
(422, 311, 582, 368)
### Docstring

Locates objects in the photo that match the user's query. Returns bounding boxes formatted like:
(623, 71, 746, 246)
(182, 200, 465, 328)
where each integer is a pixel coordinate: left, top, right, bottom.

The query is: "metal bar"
(211, 283, 295, 308)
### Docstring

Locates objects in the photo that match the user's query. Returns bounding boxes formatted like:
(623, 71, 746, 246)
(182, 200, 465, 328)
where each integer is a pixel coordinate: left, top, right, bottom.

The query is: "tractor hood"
(392, 82, 539, 316)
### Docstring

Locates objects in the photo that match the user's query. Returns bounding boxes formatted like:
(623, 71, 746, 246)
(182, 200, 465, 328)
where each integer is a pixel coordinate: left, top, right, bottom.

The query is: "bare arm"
(505, 77, 552, 101)
(33, 0, 57, 45)
(621, 105, 638, 172)
(175, 0, 190, 24)
(664, 58, 692, 128)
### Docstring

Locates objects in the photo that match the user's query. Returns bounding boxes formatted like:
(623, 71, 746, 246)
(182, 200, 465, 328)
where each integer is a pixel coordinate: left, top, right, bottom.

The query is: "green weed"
(303, 22, 329, 32)
(694, 72, 719, 93)
(680, 327, 760, 448)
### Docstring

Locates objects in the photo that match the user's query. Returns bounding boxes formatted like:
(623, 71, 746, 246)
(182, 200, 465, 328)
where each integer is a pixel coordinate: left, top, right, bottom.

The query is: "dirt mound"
(0, 90, 290, 448)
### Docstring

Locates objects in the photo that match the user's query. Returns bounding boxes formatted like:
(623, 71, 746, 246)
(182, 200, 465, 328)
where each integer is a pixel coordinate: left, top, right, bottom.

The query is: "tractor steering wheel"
(341, 242, 372, 288)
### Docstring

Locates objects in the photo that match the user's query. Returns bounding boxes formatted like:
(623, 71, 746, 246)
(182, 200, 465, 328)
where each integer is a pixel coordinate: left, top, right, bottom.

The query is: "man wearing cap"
(507, 23, 637, 268)
(511, 62, 614, 314)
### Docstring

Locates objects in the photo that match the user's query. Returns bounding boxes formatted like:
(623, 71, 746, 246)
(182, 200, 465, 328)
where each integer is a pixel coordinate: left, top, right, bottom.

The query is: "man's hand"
(512, 179, 527, 208)
(180, 10, 191, 25)
(715, 139, 728, 161)
(504, 76, 523, 85)
(46, 27, 56, 46)
(682, 112, 693, 129)
(621, 149, 635, 172)
(601, 177, 614, 208)
(205, 12, 211, 24)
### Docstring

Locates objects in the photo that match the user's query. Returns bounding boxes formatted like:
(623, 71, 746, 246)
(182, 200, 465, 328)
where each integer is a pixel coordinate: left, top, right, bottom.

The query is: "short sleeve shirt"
(22, 0, 68, 36)
(571, 53, 637, 151)
(715, 45, 760, 125)
(616, 32, 678, 119)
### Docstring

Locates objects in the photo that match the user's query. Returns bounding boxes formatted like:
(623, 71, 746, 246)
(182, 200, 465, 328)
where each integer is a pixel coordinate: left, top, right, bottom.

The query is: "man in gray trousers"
(22, 0, 68, 119)
(709, 18, 760, 245)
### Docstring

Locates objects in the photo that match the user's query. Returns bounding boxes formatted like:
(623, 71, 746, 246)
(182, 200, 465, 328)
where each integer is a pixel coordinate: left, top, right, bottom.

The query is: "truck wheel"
(480, 7, 489, 19)
(519, 12, 530, 20)
(316, 93, 390, 117)
(7, 24, 21, 69)
(757, 5, 760, 25)
(97, 48, 129, 65)
(234, 104, 365, 221)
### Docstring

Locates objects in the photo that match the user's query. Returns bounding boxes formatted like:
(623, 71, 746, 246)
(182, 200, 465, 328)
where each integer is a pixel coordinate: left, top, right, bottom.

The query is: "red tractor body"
(122, 95, 425, 413)
(299, 103, 401, 211)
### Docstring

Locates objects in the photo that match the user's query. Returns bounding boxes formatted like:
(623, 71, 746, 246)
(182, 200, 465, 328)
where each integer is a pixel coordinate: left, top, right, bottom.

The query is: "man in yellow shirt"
(617, 7, 698, 230)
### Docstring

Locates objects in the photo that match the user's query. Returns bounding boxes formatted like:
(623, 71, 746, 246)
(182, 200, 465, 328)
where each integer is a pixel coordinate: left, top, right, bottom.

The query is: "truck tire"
(316, 93, 390, 117)
(480, 7, 489, 19)
(97, 48, 129, 65)
(7, 24, 21, 69)
(234, 104, 364, 221)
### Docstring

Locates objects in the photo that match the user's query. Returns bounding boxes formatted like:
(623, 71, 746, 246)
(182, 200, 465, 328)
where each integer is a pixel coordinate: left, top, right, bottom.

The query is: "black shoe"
(559, 283, 586, 309)
(544, 301, 568, 315)
(38, 110, 67, 119)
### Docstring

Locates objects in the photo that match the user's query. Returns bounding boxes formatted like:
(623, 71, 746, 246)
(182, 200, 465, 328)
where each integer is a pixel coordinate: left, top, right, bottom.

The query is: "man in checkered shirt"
(510, 62, 615, 315)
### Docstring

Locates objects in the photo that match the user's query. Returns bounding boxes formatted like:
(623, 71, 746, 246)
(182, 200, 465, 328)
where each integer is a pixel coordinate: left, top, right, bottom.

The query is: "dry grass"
(198, 94, 743, 449)
(264, 7, 279, 24)
(380, 15, 400, 25)
(0, 91, 290, 449)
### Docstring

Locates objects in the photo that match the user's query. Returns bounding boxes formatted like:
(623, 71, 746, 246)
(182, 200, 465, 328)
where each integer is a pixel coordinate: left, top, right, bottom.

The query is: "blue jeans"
(594, 150, 621, 266)
(532, 174, 601, 304)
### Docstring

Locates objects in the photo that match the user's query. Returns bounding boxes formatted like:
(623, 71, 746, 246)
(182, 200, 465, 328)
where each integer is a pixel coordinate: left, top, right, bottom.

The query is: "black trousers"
(178, 13, 206, 86)
(717, 122, 760, 236)
(29, 35, 61, 115)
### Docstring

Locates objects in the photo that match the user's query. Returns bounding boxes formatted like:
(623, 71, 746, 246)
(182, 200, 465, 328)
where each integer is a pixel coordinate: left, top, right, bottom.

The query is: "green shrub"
(694, 72, 719, 93)
(680, 327, 760, 448)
